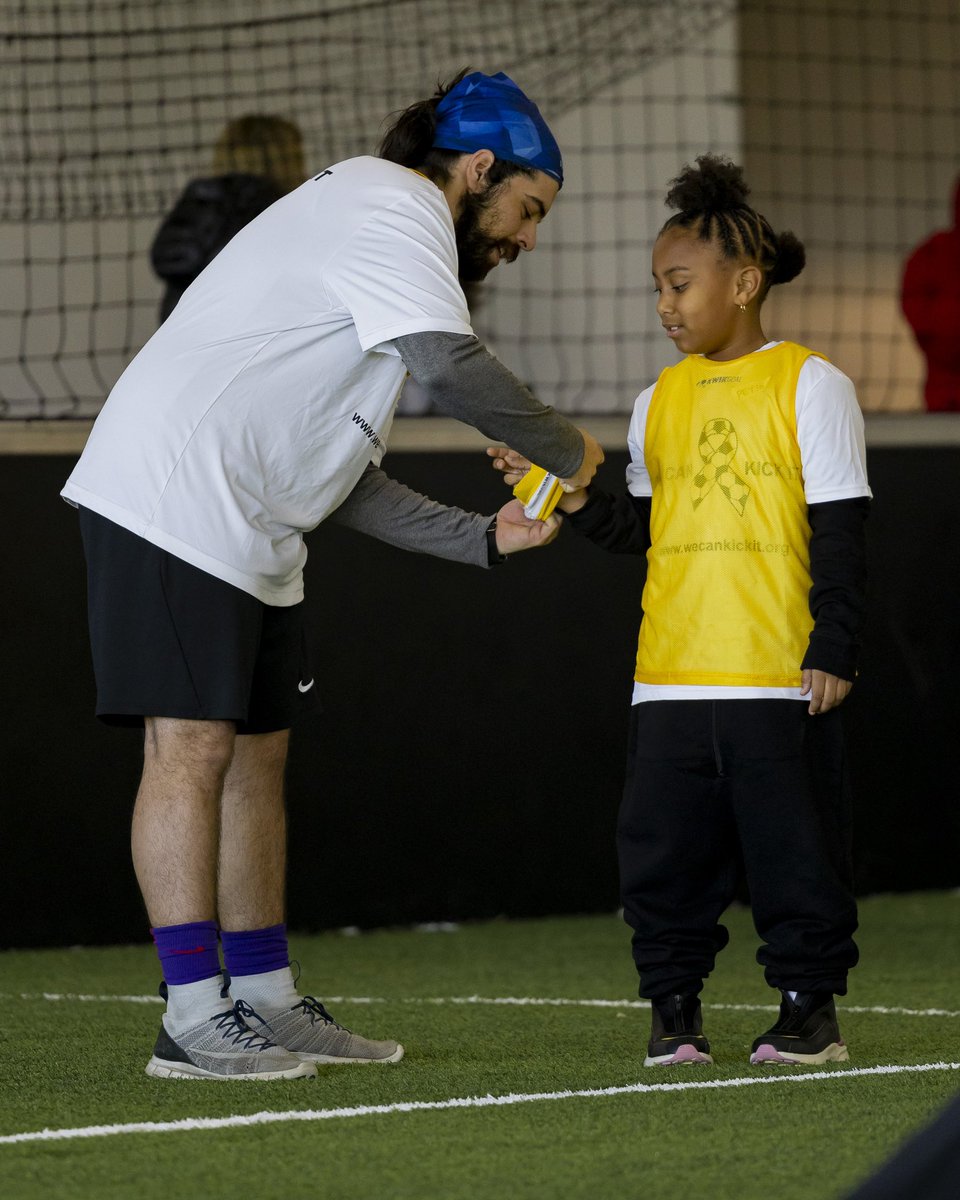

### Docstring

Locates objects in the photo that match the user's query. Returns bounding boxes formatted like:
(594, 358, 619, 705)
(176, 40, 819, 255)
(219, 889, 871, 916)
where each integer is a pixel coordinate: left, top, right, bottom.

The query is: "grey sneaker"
(255, 995, 404, 1064)
(146, 999, 317, 1080)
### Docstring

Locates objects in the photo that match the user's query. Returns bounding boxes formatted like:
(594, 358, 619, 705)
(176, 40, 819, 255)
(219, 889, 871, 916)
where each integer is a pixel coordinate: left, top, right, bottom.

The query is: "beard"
(455, 186, 510, 283)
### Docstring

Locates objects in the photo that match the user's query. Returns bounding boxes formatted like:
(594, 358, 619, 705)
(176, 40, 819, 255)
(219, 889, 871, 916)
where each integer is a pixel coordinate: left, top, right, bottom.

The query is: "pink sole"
(645, 1042, 714, 1066)
(750, 1043, 790, 1064)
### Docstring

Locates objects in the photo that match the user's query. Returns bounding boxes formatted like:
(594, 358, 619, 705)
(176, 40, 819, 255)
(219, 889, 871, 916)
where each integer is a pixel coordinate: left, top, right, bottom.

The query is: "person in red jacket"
(900, 175, 960, 411)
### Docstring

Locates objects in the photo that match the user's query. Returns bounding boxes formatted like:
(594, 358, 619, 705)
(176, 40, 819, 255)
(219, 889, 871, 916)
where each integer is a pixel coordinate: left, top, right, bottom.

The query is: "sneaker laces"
(291, 995, 349, 1032)
(283, 965, 342, 1029)
(209, 999, 282, 1053)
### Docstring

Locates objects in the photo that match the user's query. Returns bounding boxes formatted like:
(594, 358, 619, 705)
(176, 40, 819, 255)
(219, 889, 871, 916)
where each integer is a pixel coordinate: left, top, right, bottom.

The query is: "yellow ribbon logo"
(692, 418, 751, 515)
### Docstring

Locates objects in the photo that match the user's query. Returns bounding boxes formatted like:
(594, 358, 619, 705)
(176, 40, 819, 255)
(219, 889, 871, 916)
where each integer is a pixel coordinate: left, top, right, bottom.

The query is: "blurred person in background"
(900, 173, 960, 412)
(151, 114, 306, 322)
(844, 1088, 960, 1199)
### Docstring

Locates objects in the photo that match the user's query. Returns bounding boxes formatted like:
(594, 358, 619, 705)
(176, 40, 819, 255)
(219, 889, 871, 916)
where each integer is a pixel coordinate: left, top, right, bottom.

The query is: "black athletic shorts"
(78, 508, 320, 733)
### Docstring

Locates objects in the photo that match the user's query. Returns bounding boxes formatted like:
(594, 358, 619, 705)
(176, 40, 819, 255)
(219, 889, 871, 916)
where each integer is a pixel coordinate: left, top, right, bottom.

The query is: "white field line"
(2, 1061, 958, 1147)
(3, 993, 960, 1019)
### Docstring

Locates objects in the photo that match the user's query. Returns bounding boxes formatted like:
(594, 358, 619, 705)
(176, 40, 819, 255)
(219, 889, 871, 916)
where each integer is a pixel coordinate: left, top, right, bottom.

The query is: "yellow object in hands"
(513, 464, 564, 521)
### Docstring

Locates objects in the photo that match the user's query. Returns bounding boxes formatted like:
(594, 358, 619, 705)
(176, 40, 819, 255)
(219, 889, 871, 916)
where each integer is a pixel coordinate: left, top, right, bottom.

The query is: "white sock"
(229, 965, 300, 1013)
(163, 975, 227, 1033)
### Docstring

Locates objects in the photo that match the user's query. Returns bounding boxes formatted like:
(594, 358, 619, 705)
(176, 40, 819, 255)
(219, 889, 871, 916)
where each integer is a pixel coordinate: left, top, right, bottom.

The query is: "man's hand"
(800, 668, 852, 715)
(485, 427, 604, 492)
(487, 445, 590, 514)
(562, 427, 604, 491)
(494, 498, 561, 555)
(486, 444, 531, 486)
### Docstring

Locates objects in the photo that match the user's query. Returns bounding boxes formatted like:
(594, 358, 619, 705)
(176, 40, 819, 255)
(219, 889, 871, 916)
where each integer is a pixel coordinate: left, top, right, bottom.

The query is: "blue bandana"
(433, 71, 563, 187)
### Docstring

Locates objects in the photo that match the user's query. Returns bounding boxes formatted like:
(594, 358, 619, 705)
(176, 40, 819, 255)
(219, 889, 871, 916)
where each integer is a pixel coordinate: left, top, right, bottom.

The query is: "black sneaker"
(644, 993, 713, 1066)
(750, 991, 849, 1065)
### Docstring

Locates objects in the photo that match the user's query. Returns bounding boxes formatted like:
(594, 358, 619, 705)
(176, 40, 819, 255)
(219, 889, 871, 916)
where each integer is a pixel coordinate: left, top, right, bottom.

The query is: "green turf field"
(1, 891, 958, 1199)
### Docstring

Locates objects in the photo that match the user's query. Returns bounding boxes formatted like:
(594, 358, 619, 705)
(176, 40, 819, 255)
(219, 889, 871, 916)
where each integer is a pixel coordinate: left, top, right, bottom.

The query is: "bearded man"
(62, 69, 603, 1080)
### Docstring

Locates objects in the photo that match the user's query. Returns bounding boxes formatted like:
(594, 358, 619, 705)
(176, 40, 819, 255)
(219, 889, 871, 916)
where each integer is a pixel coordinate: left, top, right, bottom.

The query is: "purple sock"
(151, 920, 221, 986)
(221, 924, 290, 978)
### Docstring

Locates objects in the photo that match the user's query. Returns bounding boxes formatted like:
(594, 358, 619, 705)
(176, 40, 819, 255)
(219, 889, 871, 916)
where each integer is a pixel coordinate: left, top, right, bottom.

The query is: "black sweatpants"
(618, 699, 859, 1000)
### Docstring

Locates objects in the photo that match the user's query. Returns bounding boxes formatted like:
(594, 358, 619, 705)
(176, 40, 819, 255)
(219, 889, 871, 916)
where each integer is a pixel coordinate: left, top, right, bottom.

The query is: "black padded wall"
(1, 448, 956, 948)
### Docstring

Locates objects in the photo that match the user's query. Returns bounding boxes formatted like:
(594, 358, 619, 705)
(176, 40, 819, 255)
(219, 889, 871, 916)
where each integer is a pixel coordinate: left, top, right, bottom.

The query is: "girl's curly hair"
(661, 154, 805, 294)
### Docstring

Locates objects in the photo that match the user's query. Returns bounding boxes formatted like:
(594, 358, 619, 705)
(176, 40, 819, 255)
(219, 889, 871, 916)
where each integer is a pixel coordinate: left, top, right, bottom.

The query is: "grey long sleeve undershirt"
(328, 462, 492, 567)
(394, 331, 584, 478)
(327, 331, 584, 567)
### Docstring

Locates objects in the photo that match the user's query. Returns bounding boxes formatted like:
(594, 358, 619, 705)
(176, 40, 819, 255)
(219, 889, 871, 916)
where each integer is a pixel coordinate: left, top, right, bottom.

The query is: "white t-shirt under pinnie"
(62, 156, 473, 605)
(625, 343, 872, 703)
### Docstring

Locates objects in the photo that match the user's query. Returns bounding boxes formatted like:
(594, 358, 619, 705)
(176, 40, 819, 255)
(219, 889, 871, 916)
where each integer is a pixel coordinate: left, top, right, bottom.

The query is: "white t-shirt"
(63, 157, 473, 605)
(624, 343, 872, 703)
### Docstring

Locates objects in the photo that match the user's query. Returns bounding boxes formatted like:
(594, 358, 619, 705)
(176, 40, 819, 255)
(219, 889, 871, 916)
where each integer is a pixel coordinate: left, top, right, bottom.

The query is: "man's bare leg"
(132, 716, 236, 925)
(218, 728, 289, 931)
(216, 729, 402, 1062)
(134, 718, 313, 1078)
(216, 728, 300, 1010)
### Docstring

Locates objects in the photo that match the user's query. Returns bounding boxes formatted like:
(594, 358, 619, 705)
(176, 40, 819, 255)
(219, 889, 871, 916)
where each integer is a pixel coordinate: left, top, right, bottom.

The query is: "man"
(63, 69, 603, 1080)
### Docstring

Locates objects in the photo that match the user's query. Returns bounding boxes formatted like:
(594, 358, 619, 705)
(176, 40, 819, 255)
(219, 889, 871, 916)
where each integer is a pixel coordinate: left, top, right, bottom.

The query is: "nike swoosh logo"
(170, 945, 207, 956)
(298, 679, 315, 693)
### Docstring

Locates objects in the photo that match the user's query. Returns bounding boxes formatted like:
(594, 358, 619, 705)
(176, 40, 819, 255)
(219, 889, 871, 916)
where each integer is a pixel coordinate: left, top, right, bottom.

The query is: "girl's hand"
(800, 669, 852, 714)
(557, 486, 590, 514)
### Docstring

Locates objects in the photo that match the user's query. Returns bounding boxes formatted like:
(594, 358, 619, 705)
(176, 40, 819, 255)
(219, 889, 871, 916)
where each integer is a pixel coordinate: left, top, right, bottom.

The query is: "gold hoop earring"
(738, 304, 747, 312)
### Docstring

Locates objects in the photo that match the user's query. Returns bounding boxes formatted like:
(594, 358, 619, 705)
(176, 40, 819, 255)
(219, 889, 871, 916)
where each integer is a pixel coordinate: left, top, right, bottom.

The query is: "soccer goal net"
(2, 0, 957, 418)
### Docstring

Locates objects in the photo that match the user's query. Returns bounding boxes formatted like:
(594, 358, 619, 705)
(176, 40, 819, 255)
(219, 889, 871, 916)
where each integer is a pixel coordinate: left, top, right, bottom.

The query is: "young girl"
(491, 154, 871, 1066)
